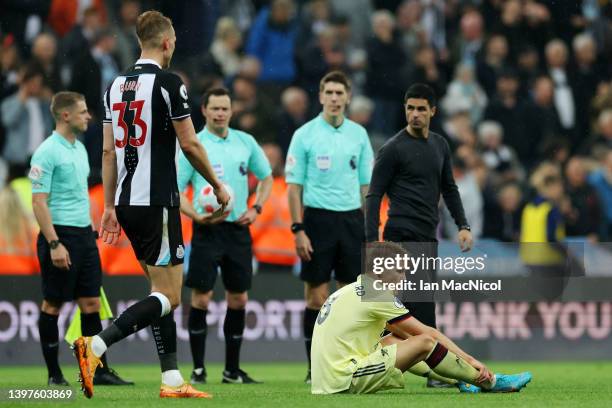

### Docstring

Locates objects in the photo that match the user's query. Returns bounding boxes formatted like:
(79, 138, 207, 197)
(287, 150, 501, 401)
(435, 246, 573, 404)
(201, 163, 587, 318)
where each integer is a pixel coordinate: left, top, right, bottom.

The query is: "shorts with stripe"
(116, 206, 184, 266)
(348, 344, 404, 394)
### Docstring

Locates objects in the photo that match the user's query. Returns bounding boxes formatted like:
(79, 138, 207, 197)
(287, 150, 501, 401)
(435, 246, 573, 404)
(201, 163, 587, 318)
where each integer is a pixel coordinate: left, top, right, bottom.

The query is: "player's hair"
(50, 91, 85, 119)
(202, 87, 231, 107)
(404, 83, 436, 107)
(136, 10, 173, 49)
(319, 70, 351, 92)
(363, 241, 410, 278)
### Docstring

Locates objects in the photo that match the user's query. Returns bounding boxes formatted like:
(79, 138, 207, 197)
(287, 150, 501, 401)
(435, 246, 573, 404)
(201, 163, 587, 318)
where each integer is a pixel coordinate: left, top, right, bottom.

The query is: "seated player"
(311, 241, 532, 394)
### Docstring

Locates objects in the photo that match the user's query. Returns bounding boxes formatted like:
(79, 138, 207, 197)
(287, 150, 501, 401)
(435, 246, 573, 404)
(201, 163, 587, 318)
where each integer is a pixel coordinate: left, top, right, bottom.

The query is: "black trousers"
(382, 226, 438, 328)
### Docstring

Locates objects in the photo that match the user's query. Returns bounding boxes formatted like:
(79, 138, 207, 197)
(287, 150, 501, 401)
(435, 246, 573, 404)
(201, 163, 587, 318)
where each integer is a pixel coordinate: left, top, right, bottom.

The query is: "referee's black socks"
(81, 312, 108, 369)
(224, 308, 245, 372)
(38, 311, 62, 379)
(188, 307, 208, 371)
(303, 307, 320, 370)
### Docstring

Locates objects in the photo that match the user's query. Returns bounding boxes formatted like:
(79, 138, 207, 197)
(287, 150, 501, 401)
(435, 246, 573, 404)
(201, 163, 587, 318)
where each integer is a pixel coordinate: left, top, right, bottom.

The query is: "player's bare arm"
(174, 117, 230, 207)
(287, 183, 313, 261)
(32, 193, 71, 270)
(101, 123, 121, 245)
(236, 175, 273, 226)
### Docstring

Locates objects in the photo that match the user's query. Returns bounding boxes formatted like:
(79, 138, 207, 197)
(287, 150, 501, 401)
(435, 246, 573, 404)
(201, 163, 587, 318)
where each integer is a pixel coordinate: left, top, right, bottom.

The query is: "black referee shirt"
(365, 129, 467, 241)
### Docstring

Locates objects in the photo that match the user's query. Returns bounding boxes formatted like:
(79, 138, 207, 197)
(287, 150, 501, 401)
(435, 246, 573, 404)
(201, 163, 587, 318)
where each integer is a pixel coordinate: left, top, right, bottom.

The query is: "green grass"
(1, 362, 611, 407)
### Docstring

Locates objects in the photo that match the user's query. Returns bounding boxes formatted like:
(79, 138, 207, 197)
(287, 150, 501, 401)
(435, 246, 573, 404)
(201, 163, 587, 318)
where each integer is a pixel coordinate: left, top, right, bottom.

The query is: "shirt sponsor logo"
(316, 155, 331, 171)
(28, 165, 43, 181)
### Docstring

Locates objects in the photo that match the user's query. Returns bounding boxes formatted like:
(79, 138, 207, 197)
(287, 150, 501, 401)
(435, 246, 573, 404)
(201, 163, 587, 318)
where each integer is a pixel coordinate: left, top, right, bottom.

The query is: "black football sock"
(303, 308, 319, 370)
(38, 311, 62, 378)
(151, 313, 178, 373)
(98, 296, 162, 348)
(224, 308, 245, 372)
(81, 311, 108, 369)
(188, 307, 208, 371)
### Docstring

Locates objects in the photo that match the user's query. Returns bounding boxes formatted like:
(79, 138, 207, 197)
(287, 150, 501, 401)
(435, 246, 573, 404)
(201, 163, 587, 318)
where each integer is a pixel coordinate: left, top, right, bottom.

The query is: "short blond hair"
(50, 91, 84, 120)
(136, 10, 173, 49)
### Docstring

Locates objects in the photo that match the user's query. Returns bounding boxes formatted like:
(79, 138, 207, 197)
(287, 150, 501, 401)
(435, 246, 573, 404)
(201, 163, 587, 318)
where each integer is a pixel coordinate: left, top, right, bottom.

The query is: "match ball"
(197, 183, 234, 215)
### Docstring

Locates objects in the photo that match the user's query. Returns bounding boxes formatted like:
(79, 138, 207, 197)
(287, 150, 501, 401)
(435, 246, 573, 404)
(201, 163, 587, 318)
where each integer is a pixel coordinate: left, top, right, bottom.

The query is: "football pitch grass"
(1, 361, 611, 407)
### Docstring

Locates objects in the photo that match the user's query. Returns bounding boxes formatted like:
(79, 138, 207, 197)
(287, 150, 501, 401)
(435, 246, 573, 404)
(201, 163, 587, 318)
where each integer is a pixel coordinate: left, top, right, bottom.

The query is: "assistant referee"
(365, 84, 473, 385)
(286, 71, 374, 383)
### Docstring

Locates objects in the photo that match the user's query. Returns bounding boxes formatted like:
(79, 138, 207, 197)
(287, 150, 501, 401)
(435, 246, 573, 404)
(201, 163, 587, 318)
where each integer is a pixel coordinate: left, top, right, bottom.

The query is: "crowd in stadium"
(0, 0, 611, 271)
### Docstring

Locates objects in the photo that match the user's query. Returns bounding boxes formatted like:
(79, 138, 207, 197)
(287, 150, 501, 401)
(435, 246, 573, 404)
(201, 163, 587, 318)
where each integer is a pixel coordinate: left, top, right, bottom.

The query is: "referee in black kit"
(365, 83, 473, 387)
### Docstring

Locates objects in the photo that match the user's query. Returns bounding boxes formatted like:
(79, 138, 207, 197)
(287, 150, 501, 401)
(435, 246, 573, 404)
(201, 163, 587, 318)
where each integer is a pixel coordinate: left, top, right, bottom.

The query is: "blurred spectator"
(0, 1, 51, 56)
(114, 0, 141, 70)
(442, 109, 476, 150)
(539, 136, 571, 167)
(296, 0, 334, 48)
(491, 0, 524, 61)
(418, 0, 447, 57)
(70, 28, 119, 121)
(277, 86, 309, 157)
(572, 32, 607, 144)
(582, 109, 612, 157)
(1, 63, 52, 179)
(396, 0, 425, 58)
(476, 33, 509, 98)
(442, 63, 487, 124)
(230, 75, 278, 144)
(330, 15, 367, 92)
(220, 0, 257, 33)
(329, 0, 373, 47)
(564, 156, 601, 241)
(248, 143, 297, 267)
(348, 95, 374, 131)
(0, 186, 38, 274)
(30, 32, 63, 94)
(297, 26, 347, 101)
(516, 45, 541, 98)
(545, 39, 577, 145)
(0, 35, 21, 101)
(522, 0, 553, 56)
(246, 0, 298, 86)
(365, 10, 406, 137)
(478, 120, 524, 185)
(483, 69, 528, 161)
(587, 149, 612, 240)
(519, 75, 561, 168)
(195, 17, 244, 81)
(60, 6, 104, 82)
(48, 0, 107, 38)
(451, 9, 484, 66)
(405, 46, 446, 98)
(482, 182, 523, 242)
(442, 155, 483, 239)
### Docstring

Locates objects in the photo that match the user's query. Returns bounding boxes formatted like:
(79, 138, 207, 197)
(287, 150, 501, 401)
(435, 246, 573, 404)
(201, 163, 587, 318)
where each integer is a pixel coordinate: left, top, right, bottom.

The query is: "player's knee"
(414, 333, 436, 352)
(41, 300, 62, 315)
(305, 285, 327, 309)
(191, 291, 212, 310)
(226, 291, 248, 309)
(168, 293, 181, 310)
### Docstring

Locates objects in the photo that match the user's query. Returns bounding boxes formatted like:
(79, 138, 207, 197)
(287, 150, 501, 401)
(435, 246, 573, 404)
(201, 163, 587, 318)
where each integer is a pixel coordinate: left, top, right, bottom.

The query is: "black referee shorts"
(300, 207, 364, 286)
(37, 225, 101, 303)
(185, 222, 252, 293)
(116, 206, 184, 266)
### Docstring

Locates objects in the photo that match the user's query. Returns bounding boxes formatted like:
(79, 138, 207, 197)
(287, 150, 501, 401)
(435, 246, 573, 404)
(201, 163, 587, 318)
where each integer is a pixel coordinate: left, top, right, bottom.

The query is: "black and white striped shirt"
(103, 59, 191, 207)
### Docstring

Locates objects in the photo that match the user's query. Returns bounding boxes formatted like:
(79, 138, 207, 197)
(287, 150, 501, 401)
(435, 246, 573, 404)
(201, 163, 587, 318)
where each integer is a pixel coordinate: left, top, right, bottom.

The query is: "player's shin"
(425, 342, 494, 389)
(38, 311, 62, 378)
(188, 307, 208, 371)
(224, 308, 245, 372)
(151, 313, 184, 387)
(408, 361, 458, 385)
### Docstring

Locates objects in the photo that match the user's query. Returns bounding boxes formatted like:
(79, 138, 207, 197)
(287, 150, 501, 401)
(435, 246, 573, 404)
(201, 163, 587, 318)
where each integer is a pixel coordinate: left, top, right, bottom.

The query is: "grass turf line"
(0, 362, 611, 407)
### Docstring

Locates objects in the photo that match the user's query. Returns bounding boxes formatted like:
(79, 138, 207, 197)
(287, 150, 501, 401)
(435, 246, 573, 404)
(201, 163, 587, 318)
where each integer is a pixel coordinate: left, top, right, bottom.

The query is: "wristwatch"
(459, 224, 471, 232)
(49, 240, 60, 250)
(252, 204, 263, 214)
(291, 222, 305, 233)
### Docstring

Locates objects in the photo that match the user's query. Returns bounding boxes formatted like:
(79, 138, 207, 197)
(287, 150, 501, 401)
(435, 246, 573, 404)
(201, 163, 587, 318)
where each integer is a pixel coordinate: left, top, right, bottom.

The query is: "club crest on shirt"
(239, 161, 247, 176)
(393, 297, 405, 309)
(176, 245, 185, 259)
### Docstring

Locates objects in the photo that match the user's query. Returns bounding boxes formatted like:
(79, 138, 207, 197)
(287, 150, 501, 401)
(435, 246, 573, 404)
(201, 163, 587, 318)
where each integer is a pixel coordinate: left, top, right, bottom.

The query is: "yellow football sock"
(408, 361, 458, 385)
(425, 342, 493, 388)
